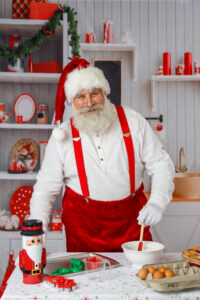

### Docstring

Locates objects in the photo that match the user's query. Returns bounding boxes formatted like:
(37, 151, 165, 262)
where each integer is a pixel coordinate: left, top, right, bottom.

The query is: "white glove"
(137, 203, 163, 226)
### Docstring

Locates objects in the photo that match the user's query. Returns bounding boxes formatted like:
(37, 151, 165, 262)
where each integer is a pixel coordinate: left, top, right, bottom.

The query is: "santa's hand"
(137, 202, 163, 226)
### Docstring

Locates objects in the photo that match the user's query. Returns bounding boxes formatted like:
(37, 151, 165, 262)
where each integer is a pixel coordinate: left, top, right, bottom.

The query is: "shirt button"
(98, 146, 101, 149)
(100, 158, 104, 161)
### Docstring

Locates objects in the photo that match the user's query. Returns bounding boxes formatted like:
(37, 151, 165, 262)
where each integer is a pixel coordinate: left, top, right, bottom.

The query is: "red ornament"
(156, 124, 163, 131)
(61, 8, 64, 12)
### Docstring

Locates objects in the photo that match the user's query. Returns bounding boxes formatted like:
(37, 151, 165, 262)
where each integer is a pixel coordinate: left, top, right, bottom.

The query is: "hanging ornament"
(155, 123, 163, 131)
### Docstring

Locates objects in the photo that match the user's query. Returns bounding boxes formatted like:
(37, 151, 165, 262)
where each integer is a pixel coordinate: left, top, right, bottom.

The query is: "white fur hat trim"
(64, 66, 110, 104)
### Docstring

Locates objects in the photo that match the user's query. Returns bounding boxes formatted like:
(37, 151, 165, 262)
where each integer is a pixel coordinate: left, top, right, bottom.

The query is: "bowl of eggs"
(121, 241, 165, 265)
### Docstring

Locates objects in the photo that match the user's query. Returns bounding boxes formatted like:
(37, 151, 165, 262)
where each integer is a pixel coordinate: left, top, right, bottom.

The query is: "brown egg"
(137, 267, 149, 280)
(148, 266, 157, 274)
(158, 266, 167, 273)
(153, 270, 165, 279)
(164, 269, 175, 278)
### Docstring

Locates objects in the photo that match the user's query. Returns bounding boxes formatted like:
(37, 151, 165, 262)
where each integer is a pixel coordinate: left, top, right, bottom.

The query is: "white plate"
(14, 93, 36, 123)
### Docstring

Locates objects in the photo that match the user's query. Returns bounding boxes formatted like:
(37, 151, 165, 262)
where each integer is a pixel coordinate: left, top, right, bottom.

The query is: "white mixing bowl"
(121, 241, 165, 265)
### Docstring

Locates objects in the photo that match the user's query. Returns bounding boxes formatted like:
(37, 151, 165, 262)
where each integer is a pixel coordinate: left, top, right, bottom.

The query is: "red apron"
(62, 105, 152, 252)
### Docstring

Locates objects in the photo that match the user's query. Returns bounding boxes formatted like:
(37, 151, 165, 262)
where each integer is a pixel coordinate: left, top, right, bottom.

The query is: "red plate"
(13, 93, 36, 123)
(10, 186, 33, 226)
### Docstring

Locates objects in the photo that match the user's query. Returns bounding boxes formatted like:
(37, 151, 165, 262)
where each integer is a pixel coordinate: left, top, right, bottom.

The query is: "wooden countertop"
(144, 192, 200, 202)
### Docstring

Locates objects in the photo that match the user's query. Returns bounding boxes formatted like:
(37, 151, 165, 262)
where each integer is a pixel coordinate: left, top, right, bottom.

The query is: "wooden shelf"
(0, 18, 63, 37)
(151, 75, 200, 111)
(152, 75, 200, 82)
(0, 72, 61, 83)
(80, 42, 137, 81)
(0, 171, 37, 180)
(0, 124, 55, 129)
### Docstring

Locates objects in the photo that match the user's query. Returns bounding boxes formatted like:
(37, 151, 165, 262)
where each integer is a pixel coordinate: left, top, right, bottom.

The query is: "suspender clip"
(123, 132, 131, 137)
(84, 197, 89, 203)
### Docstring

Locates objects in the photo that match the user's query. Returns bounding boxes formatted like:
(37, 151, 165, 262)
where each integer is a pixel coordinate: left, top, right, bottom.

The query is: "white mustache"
(80, 104, 103, 114)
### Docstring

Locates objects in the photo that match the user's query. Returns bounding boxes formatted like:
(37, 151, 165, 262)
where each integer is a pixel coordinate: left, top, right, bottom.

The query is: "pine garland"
(0, 5, 80, 66)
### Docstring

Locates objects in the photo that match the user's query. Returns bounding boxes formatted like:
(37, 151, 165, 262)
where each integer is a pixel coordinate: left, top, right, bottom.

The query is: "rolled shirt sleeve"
(140, 118, 175, 212)
(29, 135, 64, 230)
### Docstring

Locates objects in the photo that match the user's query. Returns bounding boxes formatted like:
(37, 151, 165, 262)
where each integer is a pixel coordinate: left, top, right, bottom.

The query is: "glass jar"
(37, 104, 49, 124)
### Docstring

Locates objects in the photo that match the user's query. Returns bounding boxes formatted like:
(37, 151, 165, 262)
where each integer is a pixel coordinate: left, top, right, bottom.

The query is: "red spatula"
(138, 221, 145, 251)
(138, 205, 146, 251)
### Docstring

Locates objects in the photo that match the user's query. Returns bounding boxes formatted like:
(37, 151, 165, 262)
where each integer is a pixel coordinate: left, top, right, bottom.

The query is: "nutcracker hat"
(21, 219, 44, 236)
(53, 56, 110, 141)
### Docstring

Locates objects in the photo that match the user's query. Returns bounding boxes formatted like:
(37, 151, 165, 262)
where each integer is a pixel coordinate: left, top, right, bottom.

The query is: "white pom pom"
(53, 127, 67, 141)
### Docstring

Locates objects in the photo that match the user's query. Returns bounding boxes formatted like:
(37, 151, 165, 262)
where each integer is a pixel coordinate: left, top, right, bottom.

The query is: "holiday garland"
(0, 5, 80, 66)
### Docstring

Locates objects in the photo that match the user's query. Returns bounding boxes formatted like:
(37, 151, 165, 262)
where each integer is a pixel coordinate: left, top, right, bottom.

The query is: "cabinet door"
(45, 239, 65, 253)
(10, 239, 22, 259)
(0, 239, 10, 285)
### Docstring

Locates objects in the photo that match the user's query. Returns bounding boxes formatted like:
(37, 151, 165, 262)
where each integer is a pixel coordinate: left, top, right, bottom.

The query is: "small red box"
(31, 61, 62, 73)
(12, 0, 45, 19)
(29, 2, 58, 20)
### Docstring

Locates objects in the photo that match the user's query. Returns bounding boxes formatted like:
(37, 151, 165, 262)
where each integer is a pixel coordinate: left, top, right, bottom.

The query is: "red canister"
(184, 52, 192, 75)
(85, 28, 95, 43)
(103, 20, 114, 43)
(163, 52, 171, 75)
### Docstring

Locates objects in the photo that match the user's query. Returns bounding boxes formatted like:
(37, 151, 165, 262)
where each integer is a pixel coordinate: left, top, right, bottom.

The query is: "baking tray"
(45, 252, 121, 277)
(137, 260, 200, 292)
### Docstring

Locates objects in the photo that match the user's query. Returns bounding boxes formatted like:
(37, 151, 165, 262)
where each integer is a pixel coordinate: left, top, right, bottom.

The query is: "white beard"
(23, 237, 43, 266)
(71, 98, 117, 135)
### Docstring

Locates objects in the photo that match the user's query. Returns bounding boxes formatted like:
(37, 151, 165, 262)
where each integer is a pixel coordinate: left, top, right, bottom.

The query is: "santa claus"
(29, 57, 175, 252)
(19, 219, 46, 284)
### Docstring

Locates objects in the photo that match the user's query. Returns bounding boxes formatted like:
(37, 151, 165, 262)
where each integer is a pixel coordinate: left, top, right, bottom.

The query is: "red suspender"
(70, 119, 90, 197)
(115, 105, 135, 194)
(70, 105, 135, 197)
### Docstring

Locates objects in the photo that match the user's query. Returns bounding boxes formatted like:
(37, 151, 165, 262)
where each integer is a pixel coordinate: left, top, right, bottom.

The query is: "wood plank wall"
(1, 0, 200, 179)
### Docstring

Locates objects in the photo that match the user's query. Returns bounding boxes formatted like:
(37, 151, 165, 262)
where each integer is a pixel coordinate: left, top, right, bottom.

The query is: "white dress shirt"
(29, 106, 175, 230)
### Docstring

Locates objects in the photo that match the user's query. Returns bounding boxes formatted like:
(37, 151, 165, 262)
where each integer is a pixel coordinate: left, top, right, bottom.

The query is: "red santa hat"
(53, 56, 110, 141)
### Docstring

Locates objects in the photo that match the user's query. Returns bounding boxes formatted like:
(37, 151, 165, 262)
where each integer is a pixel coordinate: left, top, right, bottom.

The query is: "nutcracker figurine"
(19, 219, 46, 284)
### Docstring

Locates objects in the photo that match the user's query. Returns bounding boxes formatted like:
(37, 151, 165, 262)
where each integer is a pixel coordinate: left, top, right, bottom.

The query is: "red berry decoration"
(156, 124, 163, 131)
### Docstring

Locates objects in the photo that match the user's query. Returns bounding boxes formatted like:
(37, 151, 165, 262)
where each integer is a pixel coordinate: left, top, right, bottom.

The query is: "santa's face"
(72, 96, 117, 135)
(73, 88, 105, 111)
(21, 149, 28, 155)
(25, 235, 43, 246)
(23, 235, 43, 264)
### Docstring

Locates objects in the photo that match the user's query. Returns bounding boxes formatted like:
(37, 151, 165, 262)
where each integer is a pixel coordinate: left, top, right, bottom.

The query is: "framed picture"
(92, 58, 123, 105)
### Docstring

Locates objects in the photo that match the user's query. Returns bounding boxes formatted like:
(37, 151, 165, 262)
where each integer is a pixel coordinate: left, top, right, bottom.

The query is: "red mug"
(16, 115, 23, 124)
